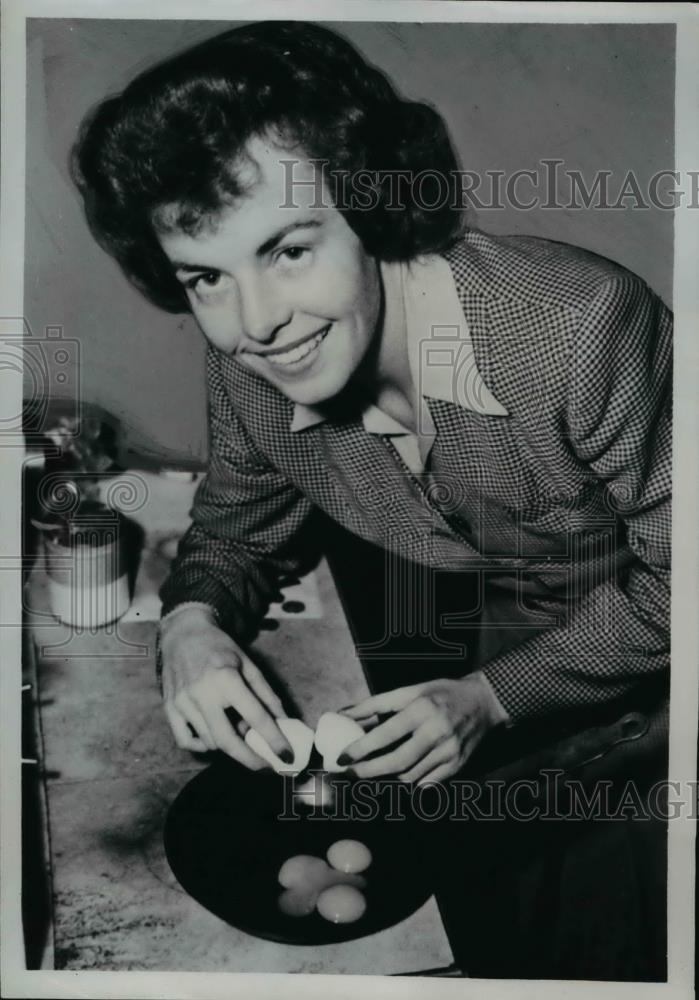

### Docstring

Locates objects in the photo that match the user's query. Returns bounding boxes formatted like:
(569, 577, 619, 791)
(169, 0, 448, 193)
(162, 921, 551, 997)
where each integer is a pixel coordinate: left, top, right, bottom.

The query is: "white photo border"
(1, 2, 697, 998)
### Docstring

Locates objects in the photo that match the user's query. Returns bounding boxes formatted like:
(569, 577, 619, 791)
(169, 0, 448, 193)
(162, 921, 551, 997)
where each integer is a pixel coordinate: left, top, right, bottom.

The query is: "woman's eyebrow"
(172, 261, 217, 274)
(256, 220, 322, 256)
(170, 220, 323, 274)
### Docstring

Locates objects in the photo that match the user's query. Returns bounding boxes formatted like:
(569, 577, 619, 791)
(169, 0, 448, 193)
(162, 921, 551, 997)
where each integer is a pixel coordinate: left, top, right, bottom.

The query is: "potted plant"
(29, 405, 133, 628)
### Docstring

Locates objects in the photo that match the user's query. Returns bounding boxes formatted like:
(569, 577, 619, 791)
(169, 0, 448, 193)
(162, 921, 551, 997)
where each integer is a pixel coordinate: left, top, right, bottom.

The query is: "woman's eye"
(187, 271, 222, 292)
(278, 246, 309, 263)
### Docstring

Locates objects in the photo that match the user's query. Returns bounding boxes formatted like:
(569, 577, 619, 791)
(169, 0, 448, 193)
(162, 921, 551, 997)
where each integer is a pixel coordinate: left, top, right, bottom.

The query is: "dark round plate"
(164, 758, 435, 945)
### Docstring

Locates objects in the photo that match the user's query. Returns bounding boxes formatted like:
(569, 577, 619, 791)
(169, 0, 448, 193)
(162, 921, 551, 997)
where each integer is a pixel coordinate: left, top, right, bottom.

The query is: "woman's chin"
(272, 364, 356, 407)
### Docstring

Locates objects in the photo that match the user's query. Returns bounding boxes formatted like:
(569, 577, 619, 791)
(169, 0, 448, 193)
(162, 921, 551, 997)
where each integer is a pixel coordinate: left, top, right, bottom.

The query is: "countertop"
(25, 470, 455, 974)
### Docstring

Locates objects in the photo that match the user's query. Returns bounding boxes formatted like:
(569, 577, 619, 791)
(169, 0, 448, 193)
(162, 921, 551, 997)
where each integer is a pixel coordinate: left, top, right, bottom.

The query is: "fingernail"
(280, 749, 294, 764)
(337, 752, 352, 766)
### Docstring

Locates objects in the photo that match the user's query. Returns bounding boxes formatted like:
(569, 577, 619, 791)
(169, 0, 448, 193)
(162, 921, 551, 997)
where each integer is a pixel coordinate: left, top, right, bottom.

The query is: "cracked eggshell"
(244, 717, 314, 774)
(314, 711, 365, 772)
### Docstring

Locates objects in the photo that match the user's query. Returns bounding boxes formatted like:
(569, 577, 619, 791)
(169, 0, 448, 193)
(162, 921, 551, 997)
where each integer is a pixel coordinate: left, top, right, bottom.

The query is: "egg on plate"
(326, 839, 373, 874)
(315, 884, 367, 924)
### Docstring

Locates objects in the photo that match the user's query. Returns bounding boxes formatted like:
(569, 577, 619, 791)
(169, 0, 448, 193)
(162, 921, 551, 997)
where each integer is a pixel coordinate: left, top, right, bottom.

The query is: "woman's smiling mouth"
(257, 325, 331, 368)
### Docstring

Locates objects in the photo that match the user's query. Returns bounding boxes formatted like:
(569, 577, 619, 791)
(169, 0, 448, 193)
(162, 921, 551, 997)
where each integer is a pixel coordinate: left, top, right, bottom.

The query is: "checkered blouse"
(159, 228, 672, 723)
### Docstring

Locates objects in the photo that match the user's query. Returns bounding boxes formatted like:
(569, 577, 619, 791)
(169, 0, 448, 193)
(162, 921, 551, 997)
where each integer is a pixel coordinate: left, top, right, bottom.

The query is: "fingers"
(399, 743, 454, 784)
(161, 619, 292, 768)
(240, 659, 288, 720)
(177, 694, 217, 751)
(409, 728, 482, 786)
(170, 677, 270, 769)
(339, 711, 380, 733)
(205, 703, 268, 770)
(354, 714, 379, 730)
(416, 760, 456, 787)
(340, 699, 431, 765)
(350, 722, 437, 779)
(341, 683, 427, 720)
(235, 718, 251, 738)
(218, 670, 293, 762)
(164, 701, 208, 754)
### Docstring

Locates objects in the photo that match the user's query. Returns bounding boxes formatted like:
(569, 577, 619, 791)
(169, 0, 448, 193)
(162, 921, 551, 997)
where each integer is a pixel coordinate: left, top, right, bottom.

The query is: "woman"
(73, 21, 671, 977)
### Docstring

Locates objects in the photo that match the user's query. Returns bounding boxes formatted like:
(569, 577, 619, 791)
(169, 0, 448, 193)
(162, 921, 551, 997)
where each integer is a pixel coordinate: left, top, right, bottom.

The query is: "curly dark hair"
(71, 20, 464, 313)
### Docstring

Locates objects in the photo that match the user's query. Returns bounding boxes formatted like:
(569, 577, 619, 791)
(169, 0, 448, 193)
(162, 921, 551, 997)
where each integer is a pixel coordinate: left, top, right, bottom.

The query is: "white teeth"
(265, 328, 328, 367)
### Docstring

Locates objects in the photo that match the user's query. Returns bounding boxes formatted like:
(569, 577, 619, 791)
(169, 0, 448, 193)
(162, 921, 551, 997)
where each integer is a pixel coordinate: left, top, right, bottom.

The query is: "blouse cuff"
(159, 601, 219, 626)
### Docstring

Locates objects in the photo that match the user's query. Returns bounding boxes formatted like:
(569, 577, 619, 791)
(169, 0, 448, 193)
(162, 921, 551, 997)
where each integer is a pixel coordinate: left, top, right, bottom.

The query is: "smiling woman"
(70, 17, 673, 982)
(155, 139, 384, 407)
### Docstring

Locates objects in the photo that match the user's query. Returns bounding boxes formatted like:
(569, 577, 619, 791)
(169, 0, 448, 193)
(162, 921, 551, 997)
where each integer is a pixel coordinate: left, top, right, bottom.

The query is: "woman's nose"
(238, 274, 292, 344)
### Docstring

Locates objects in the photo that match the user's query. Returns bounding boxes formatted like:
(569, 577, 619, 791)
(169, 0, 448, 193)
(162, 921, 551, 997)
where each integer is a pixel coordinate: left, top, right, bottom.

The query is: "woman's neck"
(353, 259, 417, 428)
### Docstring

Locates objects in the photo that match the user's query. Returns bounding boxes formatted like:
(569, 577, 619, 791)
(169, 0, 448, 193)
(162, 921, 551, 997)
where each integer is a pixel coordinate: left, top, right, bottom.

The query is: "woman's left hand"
(338, 672, 508, 785)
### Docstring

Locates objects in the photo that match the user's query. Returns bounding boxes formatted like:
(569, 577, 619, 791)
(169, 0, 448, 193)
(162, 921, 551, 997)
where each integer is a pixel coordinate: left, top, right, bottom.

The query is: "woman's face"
(157, 136, 383, 407)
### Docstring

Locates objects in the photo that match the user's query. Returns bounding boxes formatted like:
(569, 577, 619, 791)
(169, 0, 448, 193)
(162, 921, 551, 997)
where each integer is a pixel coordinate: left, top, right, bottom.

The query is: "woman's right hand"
(159, 605, 293, 769)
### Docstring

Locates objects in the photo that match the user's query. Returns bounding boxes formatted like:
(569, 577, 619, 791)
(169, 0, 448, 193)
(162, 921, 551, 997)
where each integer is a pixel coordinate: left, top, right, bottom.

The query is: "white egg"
(316, 884, 367, 924)
(314, 712, 365, 772)
(333, 870, 367, 890)
(277, 887, 316, 917)
(277, 854, 329, 888)
(244, 717, 314, 774)
(326, 839, 373, 875)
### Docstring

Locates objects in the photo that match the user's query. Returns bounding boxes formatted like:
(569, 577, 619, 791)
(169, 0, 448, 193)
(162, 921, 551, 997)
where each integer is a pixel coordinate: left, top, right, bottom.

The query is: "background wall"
(25, 18, 675, 466)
